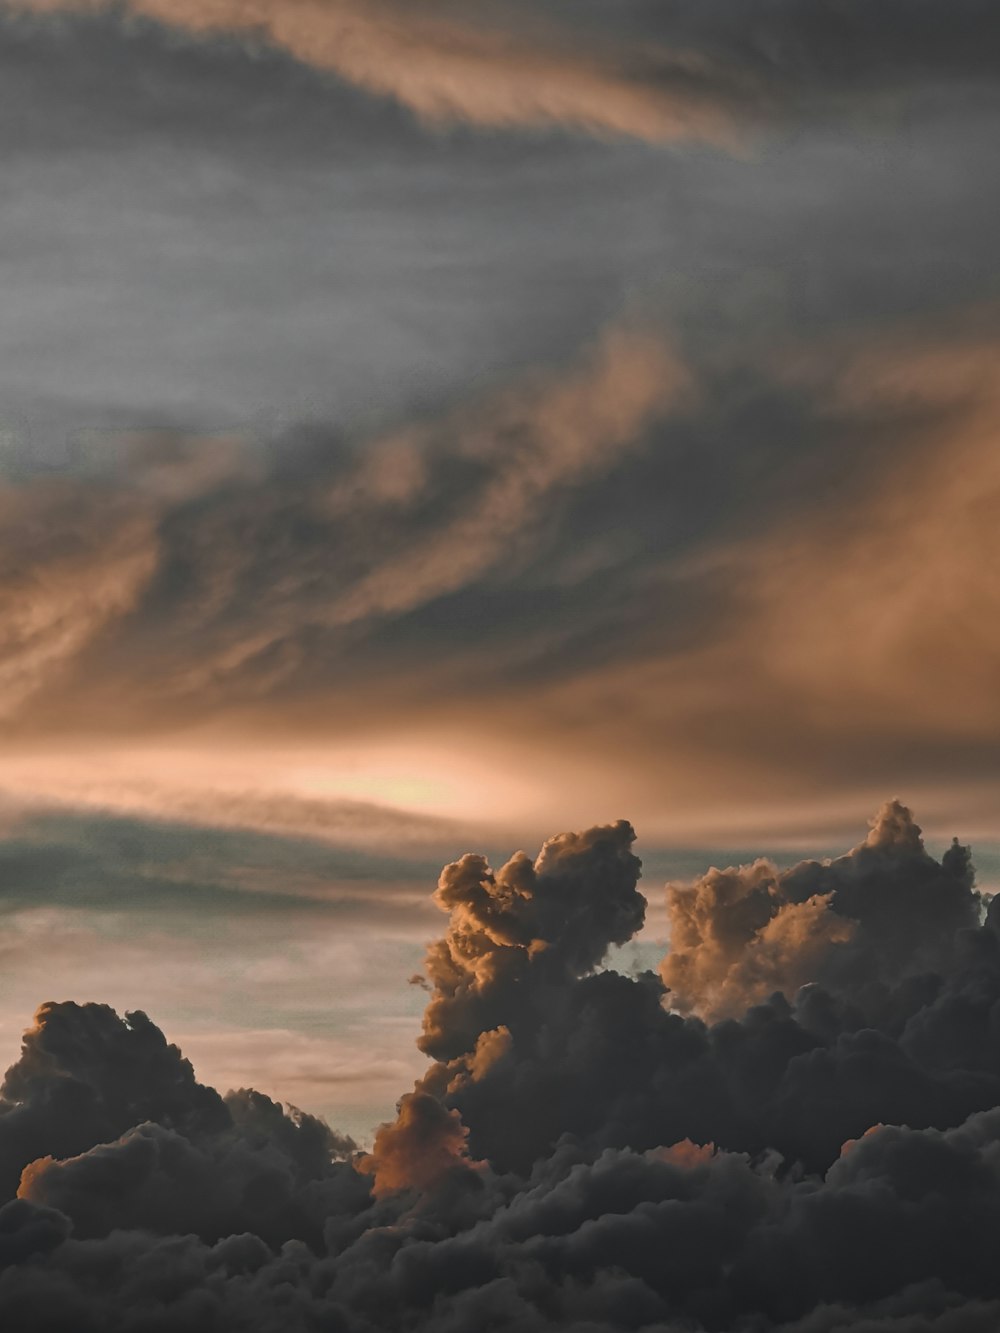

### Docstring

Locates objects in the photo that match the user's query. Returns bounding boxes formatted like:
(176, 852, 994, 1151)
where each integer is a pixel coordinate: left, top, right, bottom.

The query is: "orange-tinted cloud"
(476, 318, 1000, 841)
(2, 313, 999, 847)
(661, 799, 980, 1020)
(323, 327, 691, 624)
(0, 322, 690, 741)
(9, 0, 752, 144)
(0, 479, 157, 720)
(650, 1139, 717, 1169)
(357, 1090, 477, 1199)
(662, 865, 854, 1022)
(750, 330, 1000, 747)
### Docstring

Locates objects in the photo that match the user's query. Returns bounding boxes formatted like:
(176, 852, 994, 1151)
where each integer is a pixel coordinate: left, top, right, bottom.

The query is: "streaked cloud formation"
(10, 0, 753, 143)
(0, 480, 157, 715)
(2, 313, 998, 840)
(10, 0, 1000, 145)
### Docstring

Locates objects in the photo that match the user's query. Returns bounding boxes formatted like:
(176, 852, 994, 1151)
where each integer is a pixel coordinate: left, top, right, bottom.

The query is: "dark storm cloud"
(5, 802, 1000, 1329)
(417, 819, 645, 1061)
(0, 1001, 364, 1244)
(408, 803, 1000, 1181)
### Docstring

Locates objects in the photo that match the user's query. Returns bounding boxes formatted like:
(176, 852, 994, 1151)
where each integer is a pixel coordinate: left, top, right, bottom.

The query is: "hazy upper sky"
(2, 0, 999, 1137)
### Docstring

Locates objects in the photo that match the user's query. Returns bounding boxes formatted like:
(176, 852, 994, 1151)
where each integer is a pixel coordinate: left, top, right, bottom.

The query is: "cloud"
(0, 479, 157, 718)
(0, 1001, 228, 1200)
(357, 1090, 477, 1199)
(661, 800, 980, 1019)
(2, 0, 999, 843)
(662, 865, 855, 1022)
(418, 819, 644, 1061)
(402, 804, 997, 1185)
(10, 0, 1000, 151)
(1, 16, 998, 840)
(0, 764, 474, 851)
(462, 315, 1000, 840)
(3, 805, 1000, 1328)
(731, 324, 1000, 746)
(324, 327, 691, 624)
(2, 0, 1000, 1321)
(7, 0, 754, 144)
(0, 322, 689, 740)
(4, 307, 1000, 845)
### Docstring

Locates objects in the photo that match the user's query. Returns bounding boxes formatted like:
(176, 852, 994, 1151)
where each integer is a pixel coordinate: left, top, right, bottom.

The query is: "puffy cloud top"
(3, 805, 1000, 1329)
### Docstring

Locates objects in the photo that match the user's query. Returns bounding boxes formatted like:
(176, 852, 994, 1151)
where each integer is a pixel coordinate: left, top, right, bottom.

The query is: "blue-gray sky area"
(1, 0, 999, 1141)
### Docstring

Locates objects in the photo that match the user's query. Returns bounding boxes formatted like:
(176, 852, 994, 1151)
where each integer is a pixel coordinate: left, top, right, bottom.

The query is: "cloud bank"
(4, 801, 1000, 1328)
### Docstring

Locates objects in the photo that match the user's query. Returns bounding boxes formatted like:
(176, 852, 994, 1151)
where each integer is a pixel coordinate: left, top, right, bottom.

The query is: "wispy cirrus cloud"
(4, 309, 1000, 843)
(0, 480, 158, 715)
(6, 0, 755, 144)
(323, 326, 691, 624)
(10, 0, 1000, 152)
(0, 322, 689, 736)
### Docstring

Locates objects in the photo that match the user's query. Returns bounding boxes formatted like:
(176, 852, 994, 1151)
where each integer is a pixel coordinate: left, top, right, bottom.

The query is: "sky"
(2, 3, 1000, 1330)
(1, 0, 1000, 1212)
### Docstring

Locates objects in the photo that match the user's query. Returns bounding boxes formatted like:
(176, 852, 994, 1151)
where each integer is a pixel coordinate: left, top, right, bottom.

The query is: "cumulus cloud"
(401, 804, 1000, 1186)
(3, 805, 1000, 1328)
(661, 800, 980, 1019)
(418, 819, 644, 1060)
(662, 867, 855, 1022)
(357, 1090, 477, 1200)
(0, 1002, 365, 1250)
